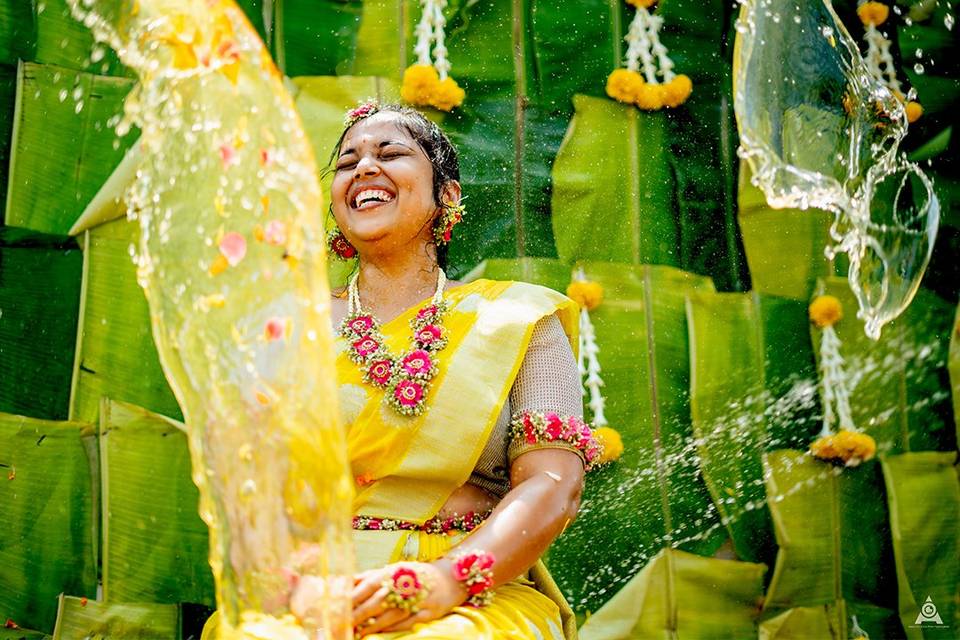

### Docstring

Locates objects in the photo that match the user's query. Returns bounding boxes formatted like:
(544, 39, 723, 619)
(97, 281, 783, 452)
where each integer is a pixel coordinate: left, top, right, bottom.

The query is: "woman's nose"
(354, 156, 381, 179)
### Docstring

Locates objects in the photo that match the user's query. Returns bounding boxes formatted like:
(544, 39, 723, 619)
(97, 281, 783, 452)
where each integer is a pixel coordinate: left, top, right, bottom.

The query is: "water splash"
(66, 1, 352, 637)
(733, 0, 939, 339)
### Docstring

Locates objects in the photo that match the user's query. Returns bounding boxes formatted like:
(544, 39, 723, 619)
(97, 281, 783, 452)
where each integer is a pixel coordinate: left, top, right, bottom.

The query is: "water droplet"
(57, 89, 68, 102)
(793, 14, 802, 23)
(91, 47, 106, 63)
(913, 62, 925, 74)
(945, 13, 955, 29)
(915, 48, 924, 59)
(74, 100, 84, 114)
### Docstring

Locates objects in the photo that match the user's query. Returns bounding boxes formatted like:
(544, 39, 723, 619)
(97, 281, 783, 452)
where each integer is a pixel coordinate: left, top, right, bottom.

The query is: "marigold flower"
(401, 64, 441, 106)
(566, 280, 604, 311)
(905, 101, 923, 123)
(634, 83, 664, 110)
(810, 429, 876, 466)
(606, 69, 645, 104)
(857, 1, 889, 26)
(431, 76, 466, 111)
(626, 0, 658, 7)
(662, 74, 693, 108)
(809, 295, 843, 328)
(593, 426, 624, 464)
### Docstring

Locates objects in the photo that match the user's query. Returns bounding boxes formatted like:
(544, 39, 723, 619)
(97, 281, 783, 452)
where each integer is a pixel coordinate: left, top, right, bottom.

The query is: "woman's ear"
(439, 180, 462, 206)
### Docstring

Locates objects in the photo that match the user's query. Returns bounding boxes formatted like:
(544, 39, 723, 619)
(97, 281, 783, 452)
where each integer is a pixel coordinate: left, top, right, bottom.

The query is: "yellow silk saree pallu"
(205, 280, 580, 639)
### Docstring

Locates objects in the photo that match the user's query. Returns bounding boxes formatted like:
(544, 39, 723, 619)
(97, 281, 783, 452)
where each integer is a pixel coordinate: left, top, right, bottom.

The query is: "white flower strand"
(863, 24, 902, 94)
(818, 325, 856, 436)
(623, 7, 674, 83)
(413, 0, 450, 79)
(573, 268, 608, 427)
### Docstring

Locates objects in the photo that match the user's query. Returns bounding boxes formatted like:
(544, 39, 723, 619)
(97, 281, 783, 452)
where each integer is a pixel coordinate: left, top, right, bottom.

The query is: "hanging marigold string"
(605, 0, 692, 111)
(857, 1, 922, 123)
(808, 294, 877, 467)
(400, 0, 465, 112)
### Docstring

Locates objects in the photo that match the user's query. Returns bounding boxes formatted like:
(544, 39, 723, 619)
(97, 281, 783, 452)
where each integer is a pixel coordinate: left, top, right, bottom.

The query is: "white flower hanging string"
(571, 267, 607, 428)
(857, 1, 923, 122)
(401, 0, 465, 111)
(605, 0, 692, 110)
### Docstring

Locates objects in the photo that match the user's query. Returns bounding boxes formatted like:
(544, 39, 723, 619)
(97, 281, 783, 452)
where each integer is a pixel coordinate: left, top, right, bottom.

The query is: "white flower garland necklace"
(340, 269, 449, 417)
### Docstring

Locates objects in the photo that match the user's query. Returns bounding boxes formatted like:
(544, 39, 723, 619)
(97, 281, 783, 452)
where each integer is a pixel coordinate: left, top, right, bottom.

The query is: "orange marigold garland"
(857, 1, 922, 123)
(605, 0, 692, 111)
(808, 294, 877, 467)
(400, 0, 465, 112)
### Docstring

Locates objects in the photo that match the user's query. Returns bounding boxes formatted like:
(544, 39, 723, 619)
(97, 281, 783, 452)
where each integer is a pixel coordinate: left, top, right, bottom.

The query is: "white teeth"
(353, 189, 395, 208)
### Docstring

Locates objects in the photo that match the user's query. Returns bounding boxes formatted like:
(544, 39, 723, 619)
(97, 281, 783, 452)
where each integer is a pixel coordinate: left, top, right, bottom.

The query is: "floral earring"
(433, 199, 466, 245)
(327, 225, 357, 260)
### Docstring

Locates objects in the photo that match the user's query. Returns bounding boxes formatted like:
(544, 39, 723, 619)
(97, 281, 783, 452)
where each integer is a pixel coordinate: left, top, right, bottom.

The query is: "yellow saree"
(204, 279, 580, 639)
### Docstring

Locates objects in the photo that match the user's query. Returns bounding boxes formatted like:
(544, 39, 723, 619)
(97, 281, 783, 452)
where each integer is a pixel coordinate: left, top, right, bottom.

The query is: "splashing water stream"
(66, 1, 352, 638)
(733, 0, 939, 339)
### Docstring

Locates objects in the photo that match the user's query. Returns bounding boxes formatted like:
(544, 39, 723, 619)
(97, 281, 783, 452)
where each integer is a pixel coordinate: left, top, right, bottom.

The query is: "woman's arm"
(351, 449, 584, 635)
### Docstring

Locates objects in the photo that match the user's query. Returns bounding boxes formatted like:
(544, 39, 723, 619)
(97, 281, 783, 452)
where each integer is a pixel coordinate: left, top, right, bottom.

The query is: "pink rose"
(416, 324, 442, 346)
(545, 415, 564, 441)
(401, 350, 433, 376)
(348, 315, 374, 335)
(353, 337, 380, 357)
(394, 380, 424, 407)
(219, 232, 247, 266)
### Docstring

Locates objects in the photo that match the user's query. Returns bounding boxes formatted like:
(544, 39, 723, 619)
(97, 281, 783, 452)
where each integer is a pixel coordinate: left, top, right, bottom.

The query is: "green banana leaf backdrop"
(0, 0, 958, 637)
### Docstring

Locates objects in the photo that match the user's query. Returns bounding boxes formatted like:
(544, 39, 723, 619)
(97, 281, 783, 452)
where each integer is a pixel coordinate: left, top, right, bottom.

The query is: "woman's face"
(331, 113, 441, 255)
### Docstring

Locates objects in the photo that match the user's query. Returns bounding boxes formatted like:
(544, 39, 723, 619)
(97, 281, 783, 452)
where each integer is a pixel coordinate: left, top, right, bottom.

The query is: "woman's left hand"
(351, 559, 468, 636)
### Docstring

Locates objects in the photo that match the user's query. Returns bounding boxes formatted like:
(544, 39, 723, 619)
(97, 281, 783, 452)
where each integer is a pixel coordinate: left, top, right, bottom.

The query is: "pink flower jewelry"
(344, 100, 380, 128)
(509, 411, 604, 470)
(449, 550, 496, 607)
(340, 269, 450, 416)
(383, 566, 429, 613)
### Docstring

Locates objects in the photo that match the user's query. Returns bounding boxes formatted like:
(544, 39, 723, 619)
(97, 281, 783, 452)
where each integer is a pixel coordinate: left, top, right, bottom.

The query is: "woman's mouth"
(352, 189, 396, 211)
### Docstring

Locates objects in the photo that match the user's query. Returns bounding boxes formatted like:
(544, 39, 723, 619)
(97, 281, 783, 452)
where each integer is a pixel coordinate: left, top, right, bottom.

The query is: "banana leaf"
(0, 63, 15, 221)
(686, 290, 820, 566)
(33, 0, 129, 76)
(545, 262, 727, 613)
(5, 62, 136, 234)
(100, 398, 213, 605)
(0, 631, 50, 640)
(51, 596, 180, 640)
(950, 303, 960, 445)
(272, 0, 362, 77)
(758, 605, 837, 639)
(577, 548, 766, 640)
(812, 278, 956, 454)
(551, 95, 678, 268)
(0, 413, 97, 634)
(0, 228, 82, 420)
(762, 450, 902, 639)
(70, 219, 181, 424)
(461, 257, 572, 292)
(737, 161, 838, 300)
(0, 2, 33, 65)
(880, 451, 959, 640)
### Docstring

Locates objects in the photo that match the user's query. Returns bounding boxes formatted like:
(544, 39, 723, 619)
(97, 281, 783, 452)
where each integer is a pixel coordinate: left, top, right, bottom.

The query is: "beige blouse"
(466, 312, 584, 498)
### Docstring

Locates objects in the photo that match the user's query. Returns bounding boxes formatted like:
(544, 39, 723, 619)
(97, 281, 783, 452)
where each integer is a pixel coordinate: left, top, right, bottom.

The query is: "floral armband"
(449, 550, 496, 607)
(508, 410, 603, 471)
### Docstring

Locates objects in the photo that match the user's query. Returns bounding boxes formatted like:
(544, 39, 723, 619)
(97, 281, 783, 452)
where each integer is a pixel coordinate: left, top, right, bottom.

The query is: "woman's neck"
(355, 248, 442, 321)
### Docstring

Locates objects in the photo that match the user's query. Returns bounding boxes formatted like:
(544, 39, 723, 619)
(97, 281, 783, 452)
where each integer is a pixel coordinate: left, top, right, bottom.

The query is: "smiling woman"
(202, 103, 602, 639)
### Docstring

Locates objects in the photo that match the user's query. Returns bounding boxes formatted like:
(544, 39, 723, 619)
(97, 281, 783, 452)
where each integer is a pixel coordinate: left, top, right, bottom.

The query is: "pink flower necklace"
(340, 269, 449, 417)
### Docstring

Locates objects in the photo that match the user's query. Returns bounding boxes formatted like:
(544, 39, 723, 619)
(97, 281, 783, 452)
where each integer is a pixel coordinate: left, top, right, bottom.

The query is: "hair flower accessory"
(448, 550, 496, 607)
(401, 0, 465, 111)
(807, 293, 877, 467)
(857, 1, 922, 123)
(344, 100, 380, 128)
(605, 0, 692, 110)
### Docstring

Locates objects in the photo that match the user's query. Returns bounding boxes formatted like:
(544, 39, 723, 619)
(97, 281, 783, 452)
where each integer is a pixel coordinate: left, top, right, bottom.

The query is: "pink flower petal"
(264, 317, 288, 341)
(264, 220, 287, 246)
(219, 232, 247, 266)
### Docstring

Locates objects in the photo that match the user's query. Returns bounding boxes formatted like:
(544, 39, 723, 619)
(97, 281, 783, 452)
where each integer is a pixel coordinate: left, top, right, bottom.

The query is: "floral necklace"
(340, 269, 449, 417)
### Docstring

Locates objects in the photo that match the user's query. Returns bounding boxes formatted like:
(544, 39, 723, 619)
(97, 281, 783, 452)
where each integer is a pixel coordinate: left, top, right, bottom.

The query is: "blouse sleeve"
(506, 312, 600, 469)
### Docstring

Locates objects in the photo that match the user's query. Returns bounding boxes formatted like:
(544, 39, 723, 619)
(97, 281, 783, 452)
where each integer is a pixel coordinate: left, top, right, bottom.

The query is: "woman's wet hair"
(326, 104, 461, 269)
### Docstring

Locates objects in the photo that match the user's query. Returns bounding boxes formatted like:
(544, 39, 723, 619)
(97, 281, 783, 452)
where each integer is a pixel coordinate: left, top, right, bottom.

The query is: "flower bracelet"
(508, 410, 603, 470)
(449, 549, 496, 607)
(383, 566, 429, 613)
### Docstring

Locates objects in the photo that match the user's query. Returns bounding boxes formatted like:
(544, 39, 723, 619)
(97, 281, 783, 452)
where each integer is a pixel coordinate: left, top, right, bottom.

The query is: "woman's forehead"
(340, 113, 414, 150)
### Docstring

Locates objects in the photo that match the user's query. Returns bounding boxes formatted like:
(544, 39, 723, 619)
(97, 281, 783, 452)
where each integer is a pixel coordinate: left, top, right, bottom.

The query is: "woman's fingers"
(352, 585, 389, 624)
(351, 573, 383, 608)
(355, 606, 409, 637)
(379, 607, 436, 633)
